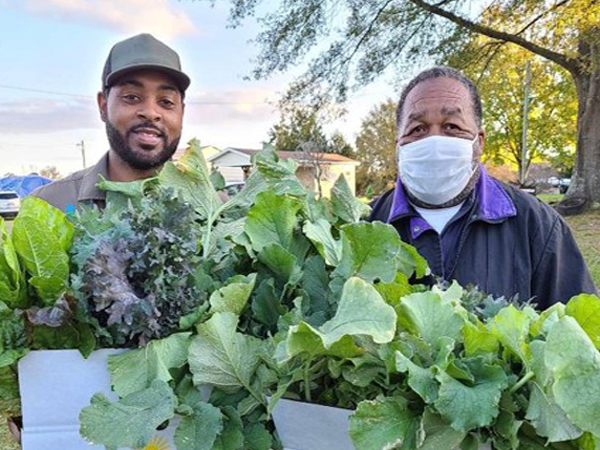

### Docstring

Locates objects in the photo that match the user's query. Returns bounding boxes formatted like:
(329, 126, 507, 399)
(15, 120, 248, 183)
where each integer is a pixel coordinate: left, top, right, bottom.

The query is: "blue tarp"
(0, 175, 53, 197)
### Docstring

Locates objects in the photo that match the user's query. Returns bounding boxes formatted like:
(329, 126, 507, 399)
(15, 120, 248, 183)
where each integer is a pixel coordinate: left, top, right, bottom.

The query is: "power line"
(0, 83, 274, 105)
(0, 81, 393, 107)
(186, 99, 273, 105)
(0, 84, 93, 99)
(0, 140, 97, 149)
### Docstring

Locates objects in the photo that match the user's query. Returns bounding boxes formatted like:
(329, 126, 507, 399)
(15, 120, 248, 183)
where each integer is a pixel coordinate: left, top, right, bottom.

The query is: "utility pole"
(520, 61, 532, 186)
(77, 140, 86, 169)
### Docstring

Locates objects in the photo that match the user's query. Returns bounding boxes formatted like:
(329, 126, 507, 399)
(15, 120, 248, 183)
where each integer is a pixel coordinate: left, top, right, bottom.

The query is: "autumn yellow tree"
(450, 41, 578, 181)
(354, 99, 397, 195)
(203, 0, 600, 207)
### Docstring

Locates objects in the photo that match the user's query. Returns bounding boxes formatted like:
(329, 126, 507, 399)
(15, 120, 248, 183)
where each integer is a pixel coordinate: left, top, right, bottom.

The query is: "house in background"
(173, 145, 221, 164)
(208, 147, 360, 196)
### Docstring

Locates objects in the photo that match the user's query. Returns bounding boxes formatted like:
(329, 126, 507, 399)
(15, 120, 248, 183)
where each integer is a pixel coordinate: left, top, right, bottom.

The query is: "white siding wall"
(218, 167, 245, 184)
(211, 152, 251, 168)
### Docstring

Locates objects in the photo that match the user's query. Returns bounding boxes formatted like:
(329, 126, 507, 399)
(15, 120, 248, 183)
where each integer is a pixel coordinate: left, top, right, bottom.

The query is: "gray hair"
(396, 66, 483, 129)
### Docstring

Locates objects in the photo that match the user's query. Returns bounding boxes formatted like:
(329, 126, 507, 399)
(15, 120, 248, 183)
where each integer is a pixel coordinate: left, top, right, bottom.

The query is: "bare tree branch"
(407, 0, 577, 71)
(515, 0, 571, 37)
(475, 41, 506, 83)
(341, 0, 396, 67)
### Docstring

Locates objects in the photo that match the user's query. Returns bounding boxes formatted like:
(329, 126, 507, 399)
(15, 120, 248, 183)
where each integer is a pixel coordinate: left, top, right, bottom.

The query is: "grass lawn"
(1, 203, 599, 450)
(563, 208, 600, 287)
(537, 193, 564, 204)
(537, 193, 600, 287)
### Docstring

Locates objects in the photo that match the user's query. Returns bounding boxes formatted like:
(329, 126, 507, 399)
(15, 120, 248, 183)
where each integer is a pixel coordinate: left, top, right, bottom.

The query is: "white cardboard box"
(18, 349, 178, 450)
(271, 398, 355, 450)
(271, 398, 492, 450)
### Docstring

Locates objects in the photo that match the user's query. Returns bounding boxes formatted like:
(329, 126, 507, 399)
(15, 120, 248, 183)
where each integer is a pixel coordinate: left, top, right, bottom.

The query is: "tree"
(450, 40, 578, 182)
(268, 105, 355, 155)
(205, 0, 600, 206)
(268, 105, 356, 197)
(354, 99, 397, 195)
(268, 107, 330, 152)
(39, 166, 61, 180)
(329, 131, 355, 157)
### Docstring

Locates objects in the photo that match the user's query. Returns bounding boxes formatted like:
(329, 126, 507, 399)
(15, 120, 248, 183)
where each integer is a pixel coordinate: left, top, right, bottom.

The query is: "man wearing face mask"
(32, 33, 189, 212)
(369, 66, 596, 309)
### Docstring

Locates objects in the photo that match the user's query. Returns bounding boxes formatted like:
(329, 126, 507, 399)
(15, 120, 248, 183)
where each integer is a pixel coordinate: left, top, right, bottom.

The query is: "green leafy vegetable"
(335, 222, 418, 283)
(349, 396, 420, 450)
(397, 291, 464, 352)
(545, 316, 600, 436)
(525, 383, 582, 442)
(245, 191, 303, 253)
(189, 312, 263, 397)
(12, 198, 72, 305)
(330, 174, 370, 224)
(2, 140, 597, 450)
(175, 396, 223, 450)
(565, 293, 600, 349)
(434, 360, 508, 432)
(79, 380, 177, 450)
(109, 333, 192, 397)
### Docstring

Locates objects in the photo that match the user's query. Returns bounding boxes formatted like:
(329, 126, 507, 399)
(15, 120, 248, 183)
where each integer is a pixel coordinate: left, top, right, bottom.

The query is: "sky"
(0, 0, 399, 176)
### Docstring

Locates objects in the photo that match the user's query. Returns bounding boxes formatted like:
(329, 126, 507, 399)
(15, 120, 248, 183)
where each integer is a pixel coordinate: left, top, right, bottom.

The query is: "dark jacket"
(31, 153, 109, 212)
(369, 169, 597, 309)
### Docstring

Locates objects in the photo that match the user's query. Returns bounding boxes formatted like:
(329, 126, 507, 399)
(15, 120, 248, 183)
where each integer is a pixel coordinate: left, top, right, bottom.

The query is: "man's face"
(97, 70, 184, 171)
(397, 77, 484, 158)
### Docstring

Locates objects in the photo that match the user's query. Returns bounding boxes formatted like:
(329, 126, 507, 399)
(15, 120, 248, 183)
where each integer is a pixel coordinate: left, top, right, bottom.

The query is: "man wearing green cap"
(32, 33, 190, 212)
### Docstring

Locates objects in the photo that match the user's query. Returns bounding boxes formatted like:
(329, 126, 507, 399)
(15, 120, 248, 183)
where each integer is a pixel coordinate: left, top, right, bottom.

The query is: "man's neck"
(107, 149, 159, 182)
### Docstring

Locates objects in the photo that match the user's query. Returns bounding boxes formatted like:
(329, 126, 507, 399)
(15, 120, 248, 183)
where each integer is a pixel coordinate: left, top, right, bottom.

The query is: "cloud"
(22, 0, 196, 38)
(184, 88, 278, 124)
(0, 87, 278, 135)
(0, 89, 281, 173)
(0, 98, 100, 133)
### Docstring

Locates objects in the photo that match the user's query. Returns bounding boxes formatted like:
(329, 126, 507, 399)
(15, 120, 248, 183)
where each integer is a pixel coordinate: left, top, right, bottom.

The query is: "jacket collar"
(388, 165, 517, 224)
(77, 152, 109, 203)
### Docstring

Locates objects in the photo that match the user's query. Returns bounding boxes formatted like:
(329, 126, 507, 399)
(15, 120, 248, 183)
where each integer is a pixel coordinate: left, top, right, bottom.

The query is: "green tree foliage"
(268, 107, 329, 152)
(354, 99, 397, 195)
(450, 42, 578, 178)
(329, 131, 355, 158)
(268, 106, 354, 156)
(202, 0, 600, 206)
(39, 166, 61, 180)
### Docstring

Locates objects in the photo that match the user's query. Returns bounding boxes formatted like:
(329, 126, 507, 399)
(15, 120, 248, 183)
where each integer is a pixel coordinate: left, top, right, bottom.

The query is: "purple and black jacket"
(368, 167, 597, 309)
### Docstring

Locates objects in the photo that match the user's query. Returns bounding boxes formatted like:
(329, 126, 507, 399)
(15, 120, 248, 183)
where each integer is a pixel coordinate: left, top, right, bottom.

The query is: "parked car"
(547, 176, 561, 187)
(0, 190, 20, 219)
(559, 178, 571, 194)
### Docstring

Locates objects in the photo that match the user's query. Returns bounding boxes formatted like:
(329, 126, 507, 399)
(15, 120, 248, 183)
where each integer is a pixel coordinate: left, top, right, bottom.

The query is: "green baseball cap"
(102, 33, 190, 92)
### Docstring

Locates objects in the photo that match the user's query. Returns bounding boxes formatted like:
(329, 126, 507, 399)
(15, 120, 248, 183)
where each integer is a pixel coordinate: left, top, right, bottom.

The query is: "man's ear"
(97, 91, 108, 123)
(475, 129, 486, 160)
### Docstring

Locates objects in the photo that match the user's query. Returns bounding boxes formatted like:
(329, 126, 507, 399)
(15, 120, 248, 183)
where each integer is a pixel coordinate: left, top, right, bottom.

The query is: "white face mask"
(398, 134, 478, 205)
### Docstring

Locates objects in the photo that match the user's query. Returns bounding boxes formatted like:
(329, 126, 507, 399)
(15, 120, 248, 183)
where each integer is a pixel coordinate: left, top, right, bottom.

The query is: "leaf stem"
(304, 359, 312, 402)
(202, 216, 215, 259)
(509, 370, 534, 394)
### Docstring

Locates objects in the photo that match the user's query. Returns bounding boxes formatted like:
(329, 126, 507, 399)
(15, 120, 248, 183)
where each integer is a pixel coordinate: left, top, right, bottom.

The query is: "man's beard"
(105, 120, 180, 171)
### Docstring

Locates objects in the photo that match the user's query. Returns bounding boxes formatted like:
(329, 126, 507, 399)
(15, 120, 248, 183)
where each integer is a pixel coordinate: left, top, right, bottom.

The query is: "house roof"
(211, 147, 360, 166)
(172, 145, 219, 161)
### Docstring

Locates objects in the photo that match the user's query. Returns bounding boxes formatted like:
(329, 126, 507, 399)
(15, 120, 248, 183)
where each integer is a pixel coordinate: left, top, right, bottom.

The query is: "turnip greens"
(0, 141, 599, 450)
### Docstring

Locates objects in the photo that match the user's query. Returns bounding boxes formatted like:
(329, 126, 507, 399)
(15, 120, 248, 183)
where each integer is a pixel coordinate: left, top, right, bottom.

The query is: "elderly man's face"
(398, 77, 484, 158)
(97, 70, 184, 171)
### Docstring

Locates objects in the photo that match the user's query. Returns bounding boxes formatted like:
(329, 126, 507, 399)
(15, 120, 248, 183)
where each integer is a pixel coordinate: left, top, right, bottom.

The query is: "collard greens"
(2, 141, 599, 450)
